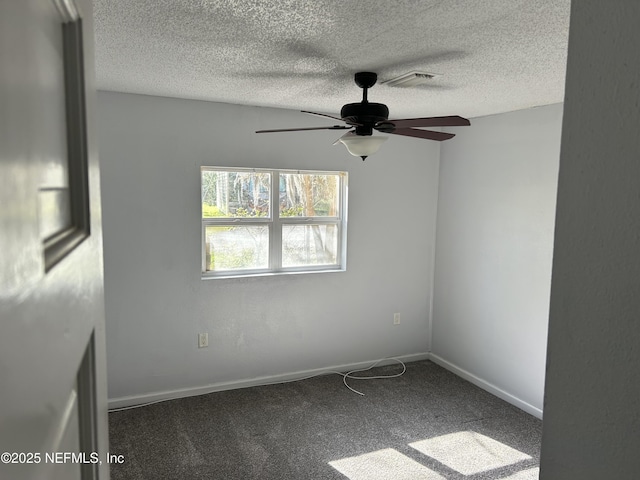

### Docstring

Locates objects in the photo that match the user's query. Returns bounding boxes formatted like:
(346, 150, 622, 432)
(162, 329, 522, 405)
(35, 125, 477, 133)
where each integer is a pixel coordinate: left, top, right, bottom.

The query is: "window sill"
(201, 267, 346, 280)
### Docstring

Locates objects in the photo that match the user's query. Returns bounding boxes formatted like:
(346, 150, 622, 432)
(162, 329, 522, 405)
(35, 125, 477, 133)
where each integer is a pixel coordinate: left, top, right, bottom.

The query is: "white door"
(0, 0, 109, 479)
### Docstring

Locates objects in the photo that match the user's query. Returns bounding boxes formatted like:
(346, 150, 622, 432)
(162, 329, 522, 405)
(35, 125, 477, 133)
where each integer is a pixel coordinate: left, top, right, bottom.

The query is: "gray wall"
(540, 1, 640, 478)
(98, 91, 440, 405)
(431, 104, 563, 417)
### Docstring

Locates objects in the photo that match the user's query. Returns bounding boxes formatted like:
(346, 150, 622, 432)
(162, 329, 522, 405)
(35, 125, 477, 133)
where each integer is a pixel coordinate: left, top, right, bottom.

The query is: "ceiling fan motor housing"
(340, 102, 389, 135)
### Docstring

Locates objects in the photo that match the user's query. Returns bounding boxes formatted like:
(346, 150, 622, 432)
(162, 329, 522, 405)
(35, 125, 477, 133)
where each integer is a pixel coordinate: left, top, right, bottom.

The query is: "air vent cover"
(382, 71, 441, 88)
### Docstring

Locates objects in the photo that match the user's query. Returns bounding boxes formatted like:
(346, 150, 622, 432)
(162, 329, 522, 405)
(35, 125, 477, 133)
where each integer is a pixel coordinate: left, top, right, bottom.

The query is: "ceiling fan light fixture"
(338, 133, 387, 160)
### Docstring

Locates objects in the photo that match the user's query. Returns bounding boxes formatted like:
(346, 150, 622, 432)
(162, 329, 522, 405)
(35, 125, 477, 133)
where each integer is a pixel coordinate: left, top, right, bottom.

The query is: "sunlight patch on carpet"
(329, 448, 446, 480)
(409, 431, 531, 475)
(501, 467, 540, 479)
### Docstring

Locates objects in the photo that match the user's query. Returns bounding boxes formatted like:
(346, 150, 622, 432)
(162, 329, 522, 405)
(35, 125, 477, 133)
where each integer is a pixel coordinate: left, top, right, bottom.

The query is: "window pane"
(279, 173, 339, 217)
(205, 225, 268, 271)
(202, 170, 271, 218)
(282, 224, 338, 267)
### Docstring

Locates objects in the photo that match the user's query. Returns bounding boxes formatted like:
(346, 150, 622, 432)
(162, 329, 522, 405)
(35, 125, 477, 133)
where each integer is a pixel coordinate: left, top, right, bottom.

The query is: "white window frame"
(201, 166, 348, 279)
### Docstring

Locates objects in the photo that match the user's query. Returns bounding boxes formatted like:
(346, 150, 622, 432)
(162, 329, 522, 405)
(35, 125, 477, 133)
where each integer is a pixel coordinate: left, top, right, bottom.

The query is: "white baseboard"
(428, 353, 543, 419)
(108, 352, 430, 410)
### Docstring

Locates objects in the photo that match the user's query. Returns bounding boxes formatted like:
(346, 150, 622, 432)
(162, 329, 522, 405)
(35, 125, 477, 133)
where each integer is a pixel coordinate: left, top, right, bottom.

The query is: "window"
(201, 167, 348, 278)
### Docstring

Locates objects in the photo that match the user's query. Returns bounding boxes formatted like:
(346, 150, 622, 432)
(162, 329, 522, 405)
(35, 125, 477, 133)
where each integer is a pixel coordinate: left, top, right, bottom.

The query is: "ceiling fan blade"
(256, 125, 352, 133)
(384, 115, 470, 128)
(302, 110, 363, 127)
(301, 110, 344, 122)
(389, 128, 455, 141)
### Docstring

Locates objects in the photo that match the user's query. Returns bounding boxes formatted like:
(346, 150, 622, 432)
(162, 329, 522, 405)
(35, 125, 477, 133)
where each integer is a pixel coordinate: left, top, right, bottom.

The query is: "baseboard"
(108, 352, 430, 410)
(427, 353, 543, 419)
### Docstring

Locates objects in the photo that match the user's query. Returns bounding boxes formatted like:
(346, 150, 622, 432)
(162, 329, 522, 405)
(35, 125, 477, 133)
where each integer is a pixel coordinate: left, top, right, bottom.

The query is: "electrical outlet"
(393, 313, 401, 325)
(198, 333, 209, 348)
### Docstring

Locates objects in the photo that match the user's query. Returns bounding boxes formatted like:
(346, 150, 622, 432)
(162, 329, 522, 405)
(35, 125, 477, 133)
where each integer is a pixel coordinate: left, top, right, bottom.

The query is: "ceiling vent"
(381, 71, 441, 88)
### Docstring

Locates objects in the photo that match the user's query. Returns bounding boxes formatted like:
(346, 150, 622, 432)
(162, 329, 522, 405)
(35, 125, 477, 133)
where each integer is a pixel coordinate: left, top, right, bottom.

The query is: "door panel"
(0, 0, 109, 479)
(50, 390, 81, 480)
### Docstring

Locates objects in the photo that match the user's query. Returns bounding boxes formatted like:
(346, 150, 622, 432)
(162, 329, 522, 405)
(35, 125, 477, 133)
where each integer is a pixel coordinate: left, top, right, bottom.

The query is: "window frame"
(201, 166, 348, 279)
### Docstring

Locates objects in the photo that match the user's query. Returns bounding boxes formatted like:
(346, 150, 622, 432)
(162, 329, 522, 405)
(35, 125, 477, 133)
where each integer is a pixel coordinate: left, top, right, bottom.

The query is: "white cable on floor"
(339, 357, 406, 396)
(108, 357, 407, 412)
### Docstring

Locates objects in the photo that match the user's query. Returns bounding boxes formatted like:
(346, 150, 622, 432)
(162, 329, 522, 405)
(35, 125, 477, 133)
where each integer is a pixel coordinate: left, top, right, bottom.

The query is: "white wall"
(540, 2, 640, 478)
(97, 91, 440, 404)
(431, 104, 563, 417)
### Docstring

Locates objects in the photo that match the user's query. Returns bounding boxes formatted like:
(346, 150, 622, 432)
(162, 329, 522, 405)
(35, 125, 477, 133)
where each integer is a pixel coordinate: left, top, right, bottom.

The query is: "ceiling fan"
(256, 72, 470, 160)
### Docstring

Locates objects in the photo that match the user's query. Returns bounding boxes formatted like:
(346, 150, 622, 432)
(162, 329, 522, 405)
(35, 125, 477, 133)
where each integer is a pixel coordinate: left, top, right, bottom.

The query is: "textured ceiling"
(94, 0, 571, 119)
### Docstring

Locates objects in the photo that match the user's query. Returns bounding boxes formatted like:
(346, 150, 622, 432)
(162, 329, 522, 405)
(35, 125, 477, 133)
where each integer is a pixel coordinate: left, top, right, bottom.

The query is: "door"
(0, 0, 109, 479)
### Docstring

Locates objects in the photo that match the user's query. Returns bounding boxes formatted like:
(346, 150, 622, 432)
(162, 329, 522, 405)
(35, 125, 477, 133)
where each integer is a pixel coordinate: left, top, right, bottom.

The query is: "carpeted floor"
(108, 360, 542, 479)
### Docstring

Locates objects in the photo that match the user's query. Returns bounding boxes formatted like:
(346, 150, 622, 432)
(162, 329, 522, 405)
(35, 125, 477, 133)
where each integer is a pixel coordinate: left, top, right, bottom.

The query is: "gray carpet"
(108, 360, 542, 479)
